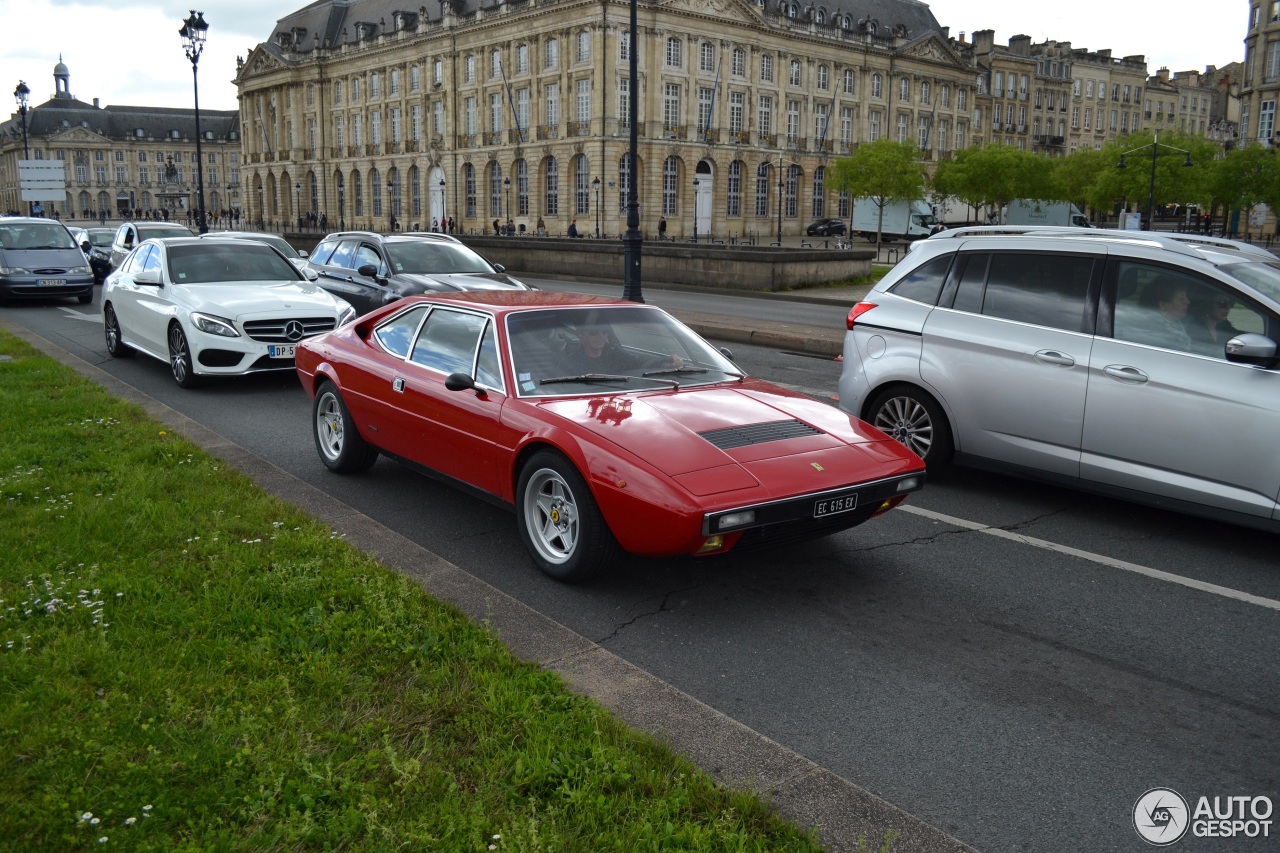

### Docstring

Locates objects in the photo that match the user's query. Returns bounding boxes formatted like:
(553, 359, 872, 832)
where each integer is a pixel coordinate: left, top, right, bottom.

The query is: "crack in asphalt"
(596, 582, 704, 644)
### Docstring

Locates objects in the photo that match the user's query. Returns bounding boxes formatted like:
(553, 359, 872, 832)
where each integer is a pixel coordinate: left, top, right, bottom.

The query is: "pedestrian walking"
(658, 215, 667, 240)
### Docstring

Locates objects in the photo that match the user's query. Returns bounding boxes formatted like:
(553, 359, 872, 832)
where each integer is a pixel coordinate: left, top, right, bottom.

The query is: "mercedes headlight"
(190, 312, 240, 338)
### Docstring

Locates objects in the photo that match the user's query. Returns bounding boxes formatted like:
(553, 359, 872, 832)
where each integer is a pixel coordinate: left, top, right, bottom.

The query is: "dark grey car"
(306, 231, 532, 316)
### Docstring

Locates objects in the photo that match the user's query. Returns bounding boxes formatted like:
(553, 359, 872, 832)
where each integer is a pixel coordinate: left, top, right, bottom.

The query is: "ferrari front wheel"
(517, 450, 618, 582)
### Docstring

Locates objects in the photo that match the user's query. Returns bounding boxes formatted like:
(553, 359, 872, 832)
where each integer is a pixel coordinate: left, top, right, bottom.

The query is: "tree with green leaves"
(926, 145, 1047, 223)
(1094, 130, 1217, 227)
(1205, 144, 1280, 237)
(827, 138, 925, 256)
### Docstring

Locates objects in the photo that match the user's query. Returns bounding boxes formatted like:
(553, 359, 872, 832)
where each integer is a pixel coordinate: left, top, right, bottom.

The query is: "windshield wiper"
(540, 373, 679, 388)
(644, 366, 746, 381)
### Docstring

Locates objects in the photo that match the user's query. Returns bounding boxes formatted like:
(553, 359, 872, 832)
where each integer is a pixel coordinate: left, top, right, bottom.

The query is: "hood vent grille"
(699, 419, 822, 450)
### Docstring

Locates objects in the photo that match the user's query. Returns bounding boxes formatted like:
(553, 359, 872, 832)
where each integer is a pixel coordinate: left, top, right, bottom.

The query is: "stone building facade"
(0, 60, 240, 220)
(1240, 0, 1280, 147)
(234, 0, 981, 240)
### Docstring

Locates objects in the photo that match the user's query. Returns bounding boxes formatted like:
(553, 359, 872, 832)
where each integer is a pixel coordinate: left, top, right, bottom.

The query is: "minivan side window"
(1111, 261, 1268, 357)
(889, 254, 953, 305)
(950, 251, 1094, 332)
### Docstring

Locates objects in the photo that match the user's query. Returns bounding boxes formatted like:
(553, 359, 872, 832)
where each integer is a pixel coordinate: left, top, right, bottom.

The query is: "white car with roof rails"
(839, 226, 1280, 532)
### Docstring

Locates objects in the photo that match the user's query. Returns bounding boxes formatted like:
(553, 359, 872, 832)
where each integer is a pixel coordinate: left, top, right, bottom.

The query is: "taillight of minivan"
(846, 302, 877, 330)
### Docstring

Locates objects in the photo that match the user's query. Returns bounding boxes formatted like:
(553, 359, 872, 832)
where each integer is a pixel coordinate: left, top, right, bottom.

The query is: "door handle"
(1034, 349, 1076, 367)
(392, 376, 405, 393)
(1103, 365, 1149, 383)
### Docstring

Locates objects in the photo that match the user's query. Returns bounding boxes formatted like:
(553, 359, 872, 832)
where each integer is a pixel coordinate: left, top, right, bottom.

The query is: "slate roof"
(3, 99, 239, 144)
(259, 0, 943, 54)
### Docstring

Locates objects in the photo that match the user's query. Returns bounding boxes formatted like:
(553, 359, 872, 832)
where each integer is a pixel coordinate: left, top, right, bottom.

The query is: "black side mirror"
(444, 372, 486, 397)
(357, 263, 378, 277)
(81, 241, 92, 253)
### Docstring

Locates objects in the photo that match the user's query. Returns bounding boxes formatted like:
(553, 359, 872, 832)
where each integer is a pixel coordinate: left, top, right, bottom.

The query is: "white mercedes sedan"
(102, 237, 356, 388)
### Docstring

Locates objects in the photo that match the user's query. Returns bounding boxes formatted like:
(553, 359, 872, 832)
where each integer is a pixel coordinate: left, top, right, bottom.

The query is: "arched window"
(871, 74, 882, 98)
(410, 165, 421, 217)
(515, 159, 529, 216)
(463, 163, 477, 218)
(544, 157, 559, 216)
(490, 163, 504, 217)
(370, 167, 382, 216)
(726, 160, 743, 218)
(786, 164, 801, 218)
(662, 156, 680, 216)
(353, 170, 364, 216)
(812, 167, 825, 219)
(388, 167, 401, 219)
(617, 154, 632, 214)
(755, 162, 771, 218)
(574, 154, 590, 215)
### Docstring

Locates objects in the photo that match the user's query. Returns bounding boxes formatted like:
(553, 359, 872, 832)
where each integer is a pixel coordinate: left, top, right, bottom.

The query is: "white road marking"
(58, 307, 102, 323)
(898, 504, 1280, 612)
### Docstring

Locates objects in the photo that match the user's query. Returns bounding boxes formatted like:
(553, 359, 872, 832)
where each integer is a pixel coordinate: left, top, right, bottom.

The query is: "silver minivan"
(838, 227, 1280, 532)
(0, 217, 95, 304)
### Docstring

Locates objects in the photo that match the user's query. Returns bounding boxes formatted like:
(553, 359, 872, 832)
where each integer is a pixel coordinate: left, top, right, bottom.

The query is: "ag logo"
(1134, 788, 1190, 846)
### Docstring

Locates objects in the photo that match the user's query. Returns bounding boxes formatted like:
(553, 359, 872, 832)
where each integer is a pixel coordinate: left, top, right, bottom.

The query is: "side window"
(409, 309, 486, 375)
(310, 239, 339, 265)
(949, 252, 990, 314)
(476, 321, 503, 389)
(373, 305, 429, 358)
(1112, 262, 1267, 357)
(981, 253, 1094, 332)
(326, 240, 358, 269)
(124, 244, 152, 273)
(141, 246, 165, 275)
(889, 254, 954, 305)
(354, 244, 383, 273)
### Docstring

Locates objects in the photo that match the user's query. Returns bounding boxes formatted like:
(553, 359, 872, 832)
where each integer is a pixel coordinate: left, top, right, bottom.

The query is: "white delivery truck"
(1004, 199, 1091, 228)
(852, 198, 937, 241)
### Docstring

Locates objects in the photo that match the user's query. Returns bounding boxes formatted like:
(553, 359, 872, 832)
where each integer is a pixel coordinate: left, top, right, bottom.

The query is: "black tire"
(516, 450, 618, 582)
(103, 303, 134, 358)
(867, 385, 954, 470)
(312, 382, 378, 473)
(167, 323, 201, 388)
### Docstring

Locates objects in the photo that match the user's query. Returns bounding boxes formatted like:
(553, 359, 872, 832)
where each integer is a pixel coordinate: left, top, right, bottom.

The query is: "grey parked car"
(838, 226, 1280, 532)
(306, 231, 532, 316)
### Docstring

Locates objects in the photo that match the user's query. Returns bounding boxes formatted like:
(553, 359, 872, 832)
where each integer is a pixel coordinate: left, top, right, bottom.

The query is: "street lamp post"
(179, 11, 210, 234)
(776, 151, 785, 246)
(1117, 130, 1193, 230)
(255, 185, 263, 229)
(295, 182, 302, 230)
(439, 178, 446, 231)
(622, 0, 643, 301)
(14, 81, 31, 215)
(692, 178, 699, 243)
(337, 181, 345, 230)
(503, 177, 511, 228)
(592, 177, 601, 238)
(226, 185, 232, 226)
(387, 180, 394, 232)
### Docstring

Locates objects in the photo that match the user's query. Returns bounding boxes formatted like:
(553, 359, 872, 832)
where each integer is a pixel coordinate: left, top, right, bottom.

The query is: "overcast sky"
(0, 0, 1249, 115)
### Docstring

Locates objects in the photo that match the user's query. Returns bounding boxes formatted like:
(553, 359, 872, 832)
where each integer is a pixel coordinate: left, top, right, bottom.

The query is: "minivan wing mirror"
(1225, 333, 1278, 368)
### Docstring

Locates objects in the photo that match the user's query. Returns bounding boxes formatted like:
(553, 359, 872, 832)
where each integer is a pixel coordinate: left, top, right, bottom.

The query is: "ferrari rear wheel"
(517, 450, 618, 582)
(313, 382, 378, 473)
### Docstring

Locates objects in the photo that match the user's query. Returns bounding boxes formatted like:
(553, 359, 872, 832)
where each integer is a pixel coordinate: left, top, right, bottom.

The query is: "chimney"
(959, 31, 965, 44)
(1010, 34, 1031, 55)
(973, 29, 995, 54)
(93, 97, 99, 108)
(1158, 67, 1170, 83)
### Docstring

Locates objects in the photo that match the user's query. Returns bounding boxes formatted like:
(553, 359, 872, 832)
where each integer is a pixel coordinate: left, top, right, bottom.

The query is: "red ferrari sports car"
(295, 291, 925, 581)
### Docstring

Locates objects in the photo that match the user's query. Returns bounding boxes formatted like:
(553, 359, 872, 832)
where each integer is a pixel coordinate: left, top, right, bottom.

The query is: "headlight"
(190, 312, 240, 338)
(0, 267, 30, 275)
(70, 265, 91, 274)
(337, 304, 357, 326)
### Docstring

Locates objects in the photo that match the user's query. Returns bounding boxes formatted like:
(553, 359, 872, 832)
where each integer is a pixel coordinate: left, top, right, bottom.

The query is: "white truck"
(852, 198, 937, 241)
(1004, 199, 1091, 228)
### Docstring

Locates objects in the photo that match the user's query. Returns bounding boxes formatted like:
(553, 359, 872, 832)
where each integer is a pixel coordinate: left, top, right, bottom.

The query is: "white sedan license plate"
(269, 344, 296, 359)
(813, 491, 858, 518)
(38, 278, 67, 287)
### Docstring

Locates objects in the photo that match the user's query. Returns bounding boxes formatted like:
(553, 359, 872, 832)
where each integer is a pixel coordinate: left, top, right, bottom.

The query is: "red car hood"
(536, 383, 916, 496)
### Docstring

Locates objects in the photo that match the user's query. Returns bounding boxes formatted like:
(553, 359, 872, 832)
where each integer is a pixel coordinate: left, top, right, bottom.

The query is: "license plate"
(38, 278, 67, 287)
(269, 344, 296, 359)
(813, 490, 858, 518)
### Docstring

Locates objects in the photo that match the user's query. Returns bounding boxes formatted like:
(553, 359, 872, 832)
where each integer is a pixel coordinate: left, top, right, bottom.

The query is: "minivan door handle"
(1103, 364, 1149, 384)
(1034, 349, 1076, 368)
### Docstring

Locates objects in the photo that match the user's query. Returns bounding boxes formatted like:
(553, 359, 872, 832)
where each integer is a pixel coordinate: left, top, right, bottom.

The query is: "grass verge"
(0, 329, 824, 852)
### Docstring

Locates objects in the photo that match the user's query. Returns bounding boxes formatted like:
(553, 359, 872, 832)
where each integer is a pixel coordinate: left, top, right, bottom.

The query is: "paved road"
(3, 287, 1277, 853)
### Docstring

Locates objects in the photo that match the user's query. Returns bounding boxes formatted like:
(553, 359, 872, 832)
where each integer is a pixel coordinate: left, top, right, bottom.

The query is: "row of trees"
(827, 133, 1280, 250)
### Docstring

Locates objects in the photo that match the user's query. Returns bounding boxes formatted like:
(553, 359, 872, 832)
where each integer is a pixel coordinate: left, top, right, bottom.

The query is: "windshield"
(386, 240, 495, 275)
(1221, 261, 1280, 307)
(167, 242, 302, 284)
(138, 225, 194, 240)
(85, 230, 114, 247)
(505, 305, 742, 397)
(0, 222, 76, 250)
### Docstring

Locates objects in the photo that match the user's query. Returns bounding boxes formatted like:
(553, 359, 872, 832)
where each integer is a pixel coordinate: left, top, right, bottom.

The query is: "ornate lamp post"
(13, 80, 31, 215)
(439, 178, 446, 231)
(337, 181, 345, 230)
(692, 177, 699, 243)
(179, 11, 210, 234)
(294, 182, 302, 230)
(503, 176, 511, 229)
(387, 180, 394, 231)
(255, 184, 263, 229)
(592, 176, 601, 238)
(1117, 130, 1193, 230)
